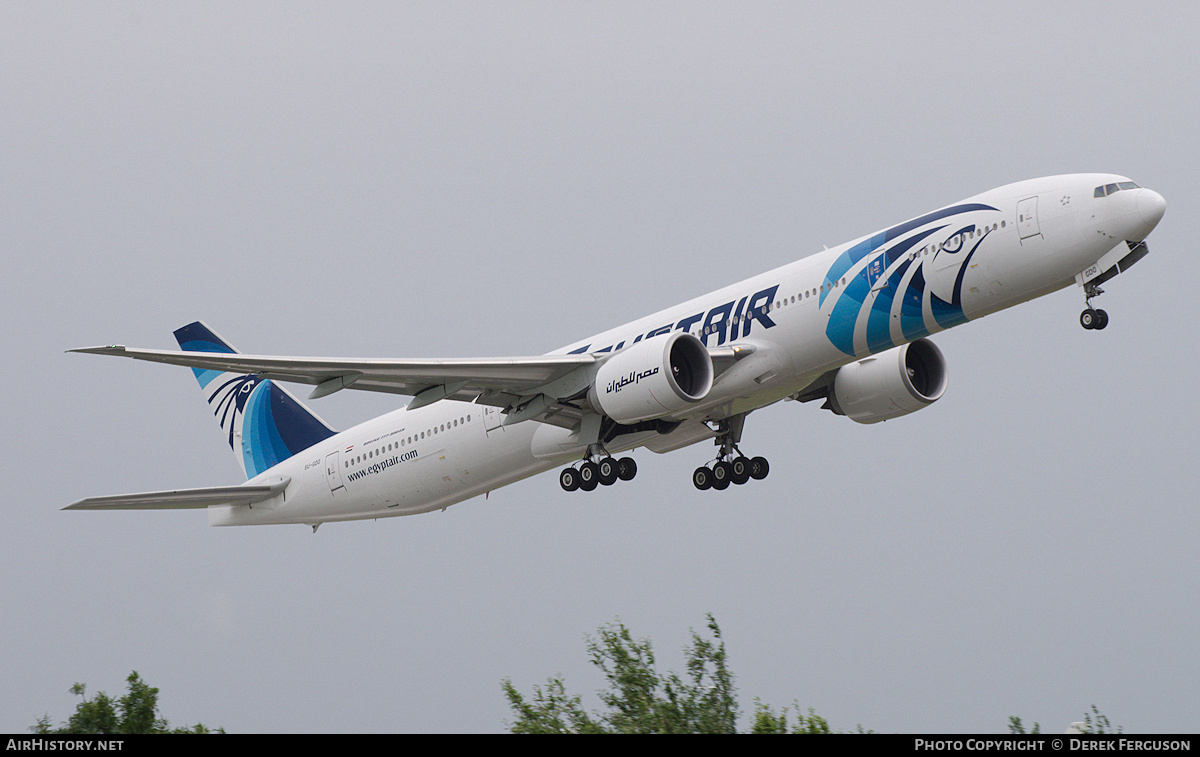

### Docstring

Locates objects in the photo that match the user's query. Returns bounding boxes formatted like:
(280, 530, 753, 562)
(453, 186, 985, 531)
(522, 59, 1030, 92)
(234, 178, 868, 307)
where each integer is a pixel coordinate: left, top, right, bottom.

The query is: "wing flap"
(65, 479, 290, 511)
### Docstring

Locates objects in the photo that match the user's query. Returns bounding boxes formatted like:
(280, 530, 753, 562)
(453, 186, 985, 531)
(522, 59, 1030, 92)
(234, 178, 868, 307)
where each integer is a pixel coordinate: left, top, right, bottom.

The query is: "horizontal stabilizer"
(64, 478, 289, 511)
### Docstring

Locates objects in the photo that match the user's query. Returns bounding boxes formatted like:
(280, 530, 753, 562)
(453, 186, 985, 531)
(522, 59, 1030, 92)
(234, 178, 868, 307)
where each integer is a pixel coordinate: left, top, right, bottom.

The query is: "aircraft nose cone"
(1137, 188, 1166, 231)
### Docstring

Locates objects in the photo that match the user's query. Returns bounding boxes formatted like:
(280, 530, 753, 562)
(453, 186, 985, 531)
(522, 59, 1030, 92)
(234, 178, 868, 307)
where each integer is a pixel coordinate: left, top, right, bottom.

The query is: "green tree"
(1008, 715, 1041, 734)
(1078, 705, 1122, 734)
(1009, 706, 1121, 734)
(500, 675, 603, 734)
(508, 616, 1124, 734)
(752, 701, 835, 734)
(504, 614, 846, 734)
(31, 671, 222, 734)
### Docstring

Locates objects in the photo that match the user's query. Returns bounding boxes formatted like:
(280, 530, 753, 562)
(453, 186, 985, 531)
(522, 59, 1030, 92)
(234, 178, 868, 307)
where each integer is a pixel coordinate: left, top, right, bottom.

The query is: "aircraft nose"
(1137, 188, 1166, 231)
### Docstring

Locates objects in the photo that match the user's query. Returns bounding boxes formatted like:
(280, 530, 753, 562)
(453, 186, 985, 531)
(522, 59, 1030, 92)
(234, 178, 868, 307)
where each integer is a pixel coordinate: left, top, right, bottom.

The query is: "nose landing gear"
(1080, 283, 1109, 330)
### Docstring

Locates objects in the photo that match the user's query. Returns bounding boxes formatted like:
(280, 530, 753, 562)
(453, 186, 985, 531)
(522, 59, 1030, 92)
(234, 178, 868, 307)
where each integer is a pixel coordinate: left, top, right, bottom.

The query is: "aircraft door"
(1016, 196, 1041, 240)
(325, 450, 344, 491)
(483, 405, 504, 435)
(865, 254, 888, 292)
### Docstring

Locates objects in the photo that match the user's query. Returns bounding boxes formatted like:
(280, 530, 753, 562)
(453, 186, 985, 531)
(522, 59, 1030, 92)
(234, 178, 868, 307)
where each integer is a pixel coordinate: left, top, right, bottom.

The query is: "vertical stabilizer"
(173, 321, 337, 479)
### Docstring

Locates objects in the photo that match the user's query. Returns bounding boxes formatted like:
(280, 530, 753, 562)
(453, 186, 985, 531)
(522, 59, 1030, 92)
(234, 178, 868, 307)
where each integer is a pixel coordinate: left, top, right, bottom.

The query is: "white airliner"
(67, 174, 1165, 530)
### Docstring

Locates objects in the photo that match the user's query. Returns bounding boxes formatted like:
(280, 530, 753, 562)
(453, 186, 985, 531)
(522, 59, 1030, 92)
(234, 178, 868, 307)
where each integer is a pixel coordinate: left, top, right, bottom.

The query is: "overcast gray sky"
(3, 2, 1196, 734)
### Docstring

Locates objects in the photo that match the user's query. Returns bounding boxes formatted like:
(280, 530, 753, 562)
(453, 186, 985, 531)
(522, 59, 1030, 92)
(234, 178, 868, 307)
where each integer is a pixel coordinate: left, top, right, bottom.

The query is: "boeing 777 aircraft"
(67, 174, 1165, 530)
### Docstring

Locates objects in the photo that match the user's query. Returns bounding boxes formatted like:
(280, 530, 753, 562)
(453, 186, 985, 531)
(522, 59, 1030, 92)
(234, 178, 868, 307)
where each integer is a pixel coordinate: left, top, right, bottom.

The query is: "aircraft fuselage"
(208, 173, 1165, 527)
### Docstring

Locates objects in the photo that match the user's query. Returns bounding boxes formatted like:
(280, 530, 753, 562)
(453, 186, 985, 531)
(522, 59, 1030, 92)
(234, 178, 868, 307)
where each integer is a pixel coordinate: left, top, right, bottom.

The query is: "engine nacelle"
(590, 331, 713, 424)
(830, 339, 948, 424)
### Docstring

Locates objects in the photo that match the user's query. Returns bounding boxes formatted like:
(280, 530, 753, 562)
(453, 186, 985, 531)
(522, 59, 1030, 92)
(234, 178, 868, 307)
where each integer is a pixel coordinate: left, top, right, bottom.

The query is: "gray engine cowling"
(829, 339, 948, 424)
(589, 332, 713, 424)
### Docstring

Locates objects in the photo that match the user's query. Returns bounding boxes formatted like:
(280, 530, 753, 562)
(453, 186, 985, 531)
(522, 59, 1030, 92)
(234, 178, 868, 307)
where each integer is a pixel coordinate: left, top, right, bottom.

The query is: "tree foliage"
(1007, 715, 1041, 734)
(751, 701, 836, 734)
(31, 671, 221, 734)
(1078, 705, 1122, 734)
(503, 614, 855, 734)
(505, 615, 1124, 734)
(1009, 706, 1122, 735)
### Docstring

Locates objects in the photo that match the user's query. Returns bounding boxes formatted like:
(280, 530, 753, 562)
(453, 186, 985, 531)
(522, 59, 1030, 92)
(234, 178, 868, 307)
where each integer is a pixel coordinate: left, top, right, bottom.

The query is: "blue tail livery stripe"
(173, 321, 337, 479)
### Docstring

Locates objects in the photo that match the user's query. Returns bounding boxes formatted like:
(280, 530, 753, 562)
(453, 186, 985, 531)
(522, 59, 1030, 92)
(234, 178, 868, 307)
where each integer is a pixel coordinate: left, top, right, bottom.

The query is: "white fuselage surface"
(69, 174, 1166, 528)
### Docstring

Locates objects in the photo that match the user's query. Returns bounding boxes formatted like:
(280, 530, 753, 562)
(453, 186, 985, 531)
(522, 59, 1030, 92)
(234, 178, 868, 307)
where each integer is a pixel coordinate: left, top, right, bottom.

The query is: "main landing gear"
(559, 446, 637, 492)
(692, 455, 769, 491)
(692, 415, 769, 491)
(1080, 283, 1109, 331)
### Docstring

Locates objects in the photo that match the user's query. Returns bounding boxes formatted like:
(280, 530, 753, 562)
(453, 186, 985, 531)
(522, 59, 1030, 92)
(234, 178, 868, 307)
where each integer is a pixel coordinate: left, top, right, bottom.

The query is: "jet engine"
(828, 339, 948, 424)
(590, 331, 713, 424)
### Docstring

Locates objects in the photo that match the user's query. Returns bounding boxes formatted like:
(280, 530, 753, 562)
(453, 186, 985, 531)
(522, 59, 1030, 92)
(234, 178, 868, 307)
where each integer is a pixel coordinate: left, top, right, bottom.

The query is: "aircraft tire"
(750, 456, 770, 480)
(579, 461, 599, 491)
(711, 461, 732, 490)
(597, 457, 619, 486)
(617, 457, 638, 481)
(559, 467, 581, 492)
(1080, 309, 1097, 329)
(693, 466, 712, 490)
(730, 456, 751, 485)
(1094, 309, 1109, 330)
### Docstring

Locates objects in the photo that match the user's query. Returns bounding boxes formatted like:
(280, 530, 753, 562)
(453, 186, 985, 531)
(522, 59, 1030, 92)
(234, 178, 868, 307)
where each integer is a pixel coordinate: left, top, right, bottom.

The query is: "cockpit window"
(1094, 181, 1142, 197)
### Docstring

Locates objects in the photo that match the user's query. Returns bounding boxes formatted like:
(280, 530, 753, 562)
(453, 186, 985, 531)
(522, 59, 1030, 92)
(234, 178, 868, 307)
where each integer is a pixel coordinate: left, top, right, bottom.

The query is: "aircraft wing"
(64, 479, 291, 510)
(70, 344, 599, 416)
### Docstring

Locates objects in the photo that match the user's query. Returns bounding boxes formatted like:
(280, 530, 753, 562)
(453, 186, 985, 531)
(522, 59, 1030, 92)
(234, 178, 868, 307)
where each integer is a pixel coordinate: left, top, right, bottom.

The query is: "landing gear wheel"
(578, 461, 599, 491)
(597, 457, 619, 486)
(617, 457, 638, 481)
(1081, 282, 1108, 331)
(730, 456, 751, 485)
(559, 467, 581, 492)
(749, 456, 770, 480)
(692, 414, 772, 491)
(711, 461, 732, 490)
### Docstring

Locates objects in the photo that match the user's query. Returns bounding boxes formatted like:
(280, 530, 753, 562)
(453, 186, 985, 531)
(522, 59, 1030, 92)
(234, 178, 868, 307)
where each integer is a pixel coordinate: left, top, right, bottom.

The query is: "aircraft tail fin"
(173, 321, 337, 479)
